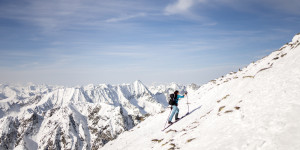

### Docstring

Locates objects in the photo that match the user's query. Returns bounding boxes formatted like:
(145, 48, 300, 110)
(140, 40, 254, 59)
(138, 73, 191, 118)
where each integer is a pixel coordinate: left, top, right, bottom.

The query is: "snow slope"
(102, 34, 300, 150)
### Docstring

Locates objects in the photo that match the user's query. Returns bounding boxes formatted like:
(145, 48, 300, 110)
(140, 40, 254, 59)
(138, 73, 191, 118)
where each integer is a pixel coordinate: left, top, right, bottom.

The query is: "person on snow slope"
(168, 90, 186, 124)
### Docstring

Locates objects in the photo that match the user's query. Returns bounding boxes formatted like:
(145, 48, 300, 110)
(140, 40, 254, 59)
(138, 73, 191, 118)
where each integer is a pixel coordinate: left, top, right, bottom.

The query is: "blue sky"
(0, 0, 299, 86)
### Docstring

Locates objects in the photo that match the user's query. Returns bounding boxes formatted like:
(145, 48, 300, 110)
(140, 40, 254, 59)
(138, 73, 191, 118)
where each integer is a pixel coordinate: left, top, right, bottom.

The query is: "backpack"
(168, 94, 176, 105)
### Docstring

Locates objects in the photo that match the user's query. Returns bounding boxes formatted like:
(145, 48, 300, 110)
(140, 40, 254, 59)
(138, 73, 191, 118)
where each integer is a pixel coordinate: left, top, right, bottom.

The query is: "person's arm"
(178, 95, 184, 99)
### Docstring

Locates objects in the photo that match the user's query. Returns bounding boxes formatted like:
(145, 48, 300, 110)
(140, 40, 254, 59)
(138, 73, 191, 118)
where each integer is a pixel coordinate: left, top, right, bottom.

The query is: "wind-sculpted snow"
(0, 80, 198, 149)
(102, 34, 300, 150)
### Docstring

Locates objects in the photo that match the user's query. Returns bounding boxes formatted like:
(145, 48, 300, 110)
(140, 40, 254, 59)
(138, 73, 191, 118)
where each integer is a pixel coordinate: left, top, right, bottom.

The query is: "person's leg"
(168, 105, 177, 122)
(175, 106, 179, 120)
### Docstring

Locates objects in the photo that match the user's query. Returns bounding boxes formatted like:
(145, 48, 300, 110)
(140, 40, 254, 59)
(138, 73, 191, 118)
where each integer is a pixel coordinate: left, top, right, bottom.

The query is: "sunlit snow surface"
(103, 34, 300, 150)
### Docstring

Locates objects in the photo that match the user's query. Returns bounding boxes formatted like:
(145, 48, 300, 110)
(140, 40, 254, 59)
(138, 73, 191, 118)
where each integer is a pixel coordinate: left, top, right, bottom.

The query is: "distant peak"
(132, 80, 150, 92)
(133, 80, 143, 85)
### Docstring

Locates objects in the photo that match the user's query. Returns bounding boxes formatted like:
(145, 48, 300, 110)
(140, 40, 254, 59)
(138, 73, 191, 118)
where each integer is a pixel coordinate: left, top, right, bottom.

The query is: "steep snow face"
(102, 34, 300, 150)
(0, 80, 189, 149)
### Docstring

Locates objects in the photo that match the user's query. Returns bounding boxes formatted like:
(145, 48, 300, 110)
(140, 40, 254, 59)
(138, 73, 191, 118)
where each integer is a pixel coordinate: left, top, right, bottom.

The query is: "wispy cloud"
(105, 13, 146, 23)
(163, 0, 212, 21)
(0, 0, 156, 32)
(164, 0, 300, 17)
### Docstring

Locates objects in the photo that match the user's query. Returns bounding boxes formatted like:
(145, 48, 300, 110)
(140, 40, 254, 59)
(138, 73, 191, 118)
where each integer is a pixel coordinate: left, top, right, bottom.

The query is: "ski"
(161, 113, 189, 131)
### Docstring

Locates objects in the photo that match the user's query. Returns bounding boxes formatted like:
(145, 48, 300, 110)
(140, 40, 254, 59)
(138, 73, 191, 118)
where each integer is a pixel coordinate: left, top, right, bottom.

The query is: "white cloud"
(164, 0, 207, 15)
(164, 0, 300, 16)
(164, 0, 196, 15)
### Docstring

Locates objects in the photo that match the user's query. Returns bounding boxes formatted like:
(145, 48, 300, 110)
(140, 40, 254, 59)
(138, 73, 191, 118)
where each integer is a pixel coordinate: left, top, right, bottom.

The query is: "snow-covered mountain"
(102, 34, 300, 150)
(0, 80, 200, 149)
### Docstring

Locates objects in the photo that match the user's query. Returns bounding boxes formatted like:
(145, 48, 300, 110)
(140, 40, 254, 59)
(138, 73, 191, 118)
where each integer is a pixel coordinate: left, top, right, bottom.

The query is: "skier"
(168, 90, 186, 124)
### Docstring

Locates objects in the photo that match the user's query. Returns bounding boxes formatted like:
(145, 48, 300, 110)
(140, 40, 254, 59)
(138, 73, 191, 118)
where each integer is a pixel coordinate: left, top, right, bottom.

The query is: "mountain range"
(0, 80, 198, 149)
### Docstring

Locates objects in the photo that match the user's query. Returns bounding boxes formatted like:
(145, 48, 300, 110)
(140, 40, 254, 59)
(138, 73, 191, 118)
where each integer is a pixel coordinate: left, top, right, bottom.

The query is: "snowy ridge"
(0, 80, 200, 149)
(102, 34, 300, 150)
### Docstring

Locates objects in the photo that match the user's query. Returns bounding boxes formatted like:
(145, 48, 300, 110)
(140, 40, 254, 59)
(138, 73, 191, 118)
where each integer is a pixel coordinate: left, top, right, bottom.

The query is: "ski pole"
(186, 92, 189, 114)
(163, 107, 172, 129)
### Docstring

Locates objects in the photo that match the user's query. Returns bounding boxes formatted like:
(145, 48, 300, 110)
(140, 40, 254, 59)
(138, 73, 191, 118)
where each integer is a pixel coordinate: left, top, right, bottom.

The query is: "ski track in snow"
(102, 34, 300, 150)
